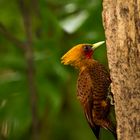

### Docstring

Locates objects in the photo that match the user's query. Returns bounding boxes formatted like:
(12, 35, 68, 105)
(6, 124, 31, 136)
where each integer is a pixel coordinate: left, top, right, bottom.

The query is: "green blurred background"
(0, 0, 114, 140)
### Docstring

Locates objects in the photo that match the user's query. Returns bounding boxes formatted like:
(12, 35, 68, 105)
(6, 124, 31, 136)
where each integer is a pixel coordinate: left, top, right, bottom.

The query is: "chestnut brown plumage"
(61, 41, 117, 140)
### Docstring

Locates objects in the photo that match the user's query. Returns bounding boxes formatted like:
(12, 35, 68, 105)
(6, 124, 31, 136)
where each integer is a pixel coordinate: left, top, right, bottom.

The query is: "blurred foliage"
(0, 0, 114, 140)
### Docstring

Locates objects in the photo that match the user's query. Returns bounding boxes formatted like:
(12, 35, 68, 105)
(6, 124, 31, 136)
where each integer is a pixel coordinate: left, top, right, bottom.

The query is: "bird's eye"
(83, 45, 92, 52)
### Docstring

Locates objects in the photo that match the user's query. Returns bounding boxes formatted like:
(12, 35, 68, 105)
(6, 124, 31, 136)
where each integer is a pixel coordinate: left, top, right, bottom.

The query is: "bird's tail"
(103, 119, 117, 140)
(108, 125, 117, 140)
(88, 122, 100, 140)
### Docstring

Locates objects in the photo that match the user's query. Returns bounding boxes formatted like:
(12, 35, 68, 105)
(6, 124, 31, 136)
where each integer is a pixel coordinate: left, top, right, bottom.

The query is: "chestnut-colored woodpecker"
(61, 41, 117, 140)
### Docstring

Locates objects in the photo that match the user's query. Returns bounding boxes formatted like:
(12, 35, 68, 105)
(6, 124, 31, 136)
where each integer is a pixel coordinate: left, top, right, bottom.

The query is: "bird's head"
(61, 41, 105, 68)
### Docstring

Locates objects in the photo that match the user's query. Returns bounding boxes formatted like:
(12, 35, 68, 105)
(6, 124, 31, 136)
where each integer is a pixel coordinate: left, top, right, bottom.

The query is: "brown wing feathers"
(77, 60, 116, 140)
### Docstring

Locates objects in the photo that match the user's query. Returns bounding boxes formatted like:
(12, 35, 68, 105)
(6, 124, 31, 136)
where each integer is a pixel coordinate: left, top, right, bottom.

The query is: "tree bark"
(102, 0, 140, 140)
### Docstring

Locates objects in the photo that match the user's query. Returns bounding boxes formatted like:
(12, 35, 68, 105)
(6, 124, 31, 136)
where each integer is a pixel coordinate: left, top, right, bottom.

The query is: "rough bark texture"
(102, 0, 140, 140)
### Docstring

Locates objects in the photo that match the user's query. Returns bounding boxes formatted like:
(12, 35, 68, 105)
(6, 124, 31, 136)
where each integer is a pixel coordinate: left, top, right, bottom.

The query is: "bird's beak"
(92, 41, 105, 50)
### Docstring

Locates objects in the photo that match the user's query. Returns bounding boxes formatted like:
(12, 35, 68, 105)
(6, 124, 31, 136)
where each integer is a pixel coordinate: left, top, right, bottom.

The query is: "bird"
(61, 41, 117, 140)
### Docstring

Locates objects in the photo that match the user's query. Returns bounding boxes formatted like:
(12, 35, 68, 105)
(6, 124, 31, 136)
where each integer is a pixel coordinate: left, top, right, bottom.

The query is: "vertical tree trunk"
(102, 0, 140, 140)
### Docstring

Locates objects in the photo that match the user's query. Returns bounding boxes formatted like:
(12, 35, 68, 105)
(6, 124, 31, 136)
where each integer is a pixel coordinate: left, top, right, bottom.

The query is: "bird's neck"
(75, 59, 94, 71)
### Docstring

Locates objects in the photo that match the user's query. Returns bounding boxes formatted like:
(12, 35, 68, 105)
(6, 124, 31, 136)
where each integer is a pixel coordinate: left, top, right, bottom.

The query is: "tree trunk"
(102, 0, 140, 140)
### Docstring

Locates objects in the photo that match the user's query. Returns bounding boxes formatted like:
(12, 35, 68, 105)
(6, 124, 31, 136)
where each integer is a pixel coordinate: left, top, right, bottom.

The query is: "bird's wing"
(77, 70, 100, 139)
(84, 91, 100, 140)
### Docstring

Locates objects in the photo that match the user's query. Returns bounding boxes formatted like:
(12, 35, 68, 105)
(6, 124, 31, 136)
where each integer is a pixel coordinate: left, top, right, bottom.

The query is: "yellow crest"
(61, 44, 84, 66)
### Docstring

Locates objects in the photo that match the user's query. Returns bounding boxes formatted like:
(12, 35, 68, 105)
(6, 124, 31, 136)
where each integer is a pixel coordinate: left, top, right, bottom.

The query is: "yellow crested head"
(61, 44, 84, 67)
(61, 41, 105, 68)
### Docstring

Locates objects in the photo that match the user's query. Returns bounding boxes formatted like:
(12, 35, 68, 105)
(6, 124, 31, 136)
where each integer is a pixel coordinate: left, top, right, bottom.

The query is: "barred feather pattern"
(77, 59, 117, 139)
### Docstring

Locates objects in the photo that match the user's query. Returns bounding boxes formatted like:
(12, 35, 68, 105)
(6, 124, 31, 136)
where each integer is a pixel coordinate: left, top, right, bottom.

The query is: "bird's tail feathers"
(103, 120, 117, 140)
(88, 123, 100, 140)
